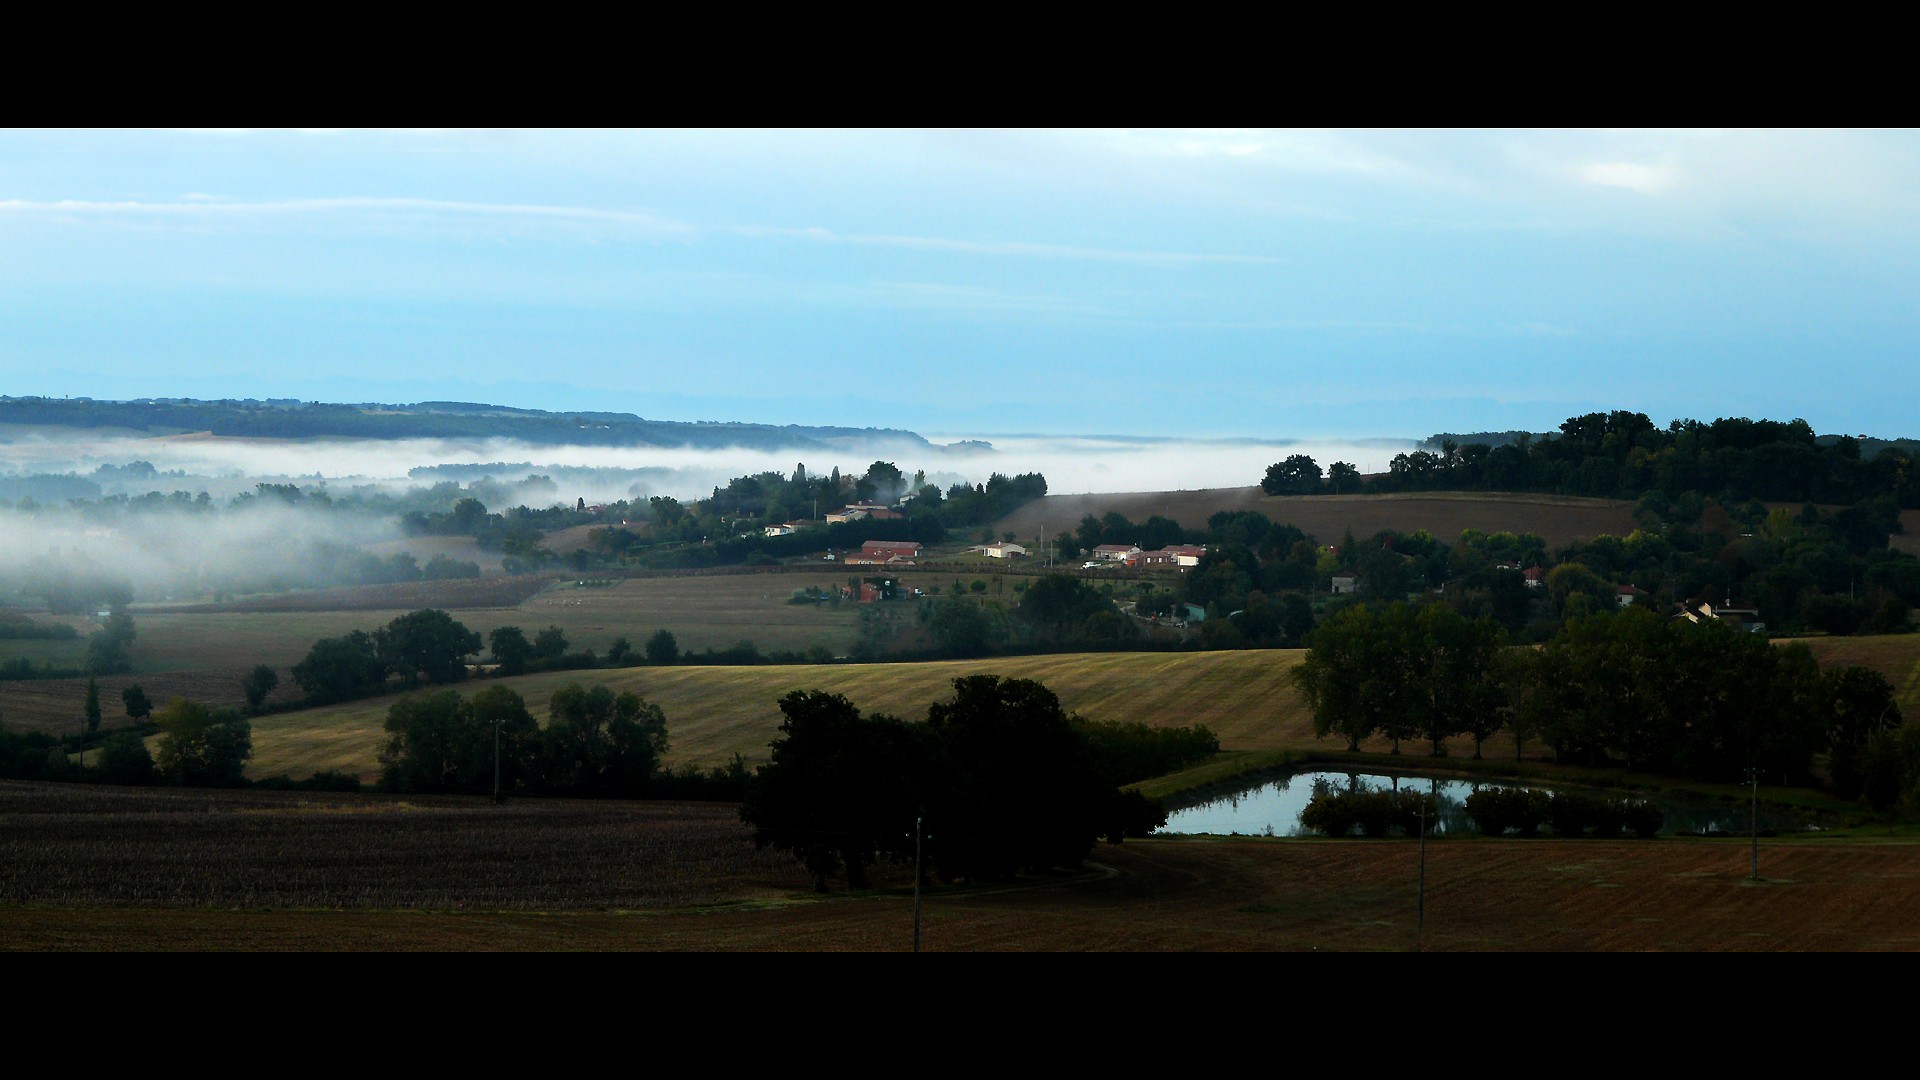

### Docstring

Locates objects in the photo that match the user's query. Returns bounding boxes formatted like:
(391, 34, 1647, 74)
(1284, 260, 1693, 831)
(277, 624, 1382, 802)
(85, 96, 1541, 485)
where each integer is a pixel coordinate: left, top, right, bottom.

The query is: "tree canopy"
(741, 676, 1185, 890)
(153, 698, 252, 787)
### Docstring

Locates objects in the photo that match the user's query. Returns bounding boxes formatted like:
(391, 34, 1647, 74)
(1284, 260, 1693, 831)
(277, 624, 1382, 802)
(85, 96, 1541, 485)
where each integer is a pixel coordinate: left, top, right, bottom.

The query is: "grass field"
(5, 777, 1918, 951)
(995, 488, 1643, 549)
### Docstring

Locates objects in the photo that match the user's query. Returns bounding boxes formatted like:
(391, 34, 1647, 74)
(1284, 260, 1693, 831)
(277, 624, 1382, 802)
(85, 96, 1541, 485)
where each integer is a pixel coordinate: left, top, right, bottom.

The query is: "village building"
(1330, 571, 1361, 595)
(973, 542, 1028, 558)
(1617, 584, 1649, 608)
(1674, 600, 1766, 633)
(1092, 543, 1141, 562)
(1162, 544, 1206, 567)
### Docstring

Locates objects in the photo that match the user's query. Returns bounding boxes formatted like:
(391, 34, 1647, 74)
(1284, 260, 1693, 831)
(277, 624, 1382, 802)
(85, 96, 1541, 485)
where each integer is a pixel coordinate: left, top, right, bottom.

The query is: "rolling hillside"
(247, 650, 1315, 780)
(995, 488, 1641, 548)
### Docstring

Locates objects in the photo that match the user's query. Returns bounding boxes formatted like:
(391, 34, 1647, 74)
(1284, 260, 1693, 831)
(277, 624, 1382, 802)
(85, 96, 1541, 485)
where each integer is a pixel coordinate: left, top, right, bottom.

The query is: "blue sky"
(4, 128, 1918, 441)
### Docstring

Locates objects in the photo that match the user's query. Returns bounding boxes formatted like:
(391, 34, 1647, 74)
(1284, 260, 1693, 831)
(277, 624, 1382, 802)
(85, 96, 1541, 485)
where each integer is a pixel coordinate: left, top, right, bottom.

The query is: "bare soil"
(4, 783, 1914, 951)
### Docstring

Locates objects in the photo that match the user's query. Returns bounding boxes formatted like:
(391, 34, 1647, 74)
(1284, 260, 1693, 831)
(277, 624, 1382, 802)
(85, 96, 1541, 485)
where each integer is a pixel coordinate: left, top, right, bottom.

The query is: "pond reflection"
(1156, 770, 1803, 837)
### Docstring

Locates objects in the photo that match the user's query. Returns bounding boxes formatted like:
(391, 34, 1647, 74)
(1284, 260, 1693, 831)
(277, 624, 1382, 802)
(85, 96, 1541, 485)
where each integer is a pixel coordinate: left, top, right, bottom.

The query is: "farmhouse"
(973, 542, 1028, 558)
(1330, 571, 1360, 595)
(1617, 584, 1648, 608)
(1126, 549, 1176, 568)
(1162, 544, 1206, 567)
(1674, 600, 1765, 633)
(1092, 544, 1141, 562)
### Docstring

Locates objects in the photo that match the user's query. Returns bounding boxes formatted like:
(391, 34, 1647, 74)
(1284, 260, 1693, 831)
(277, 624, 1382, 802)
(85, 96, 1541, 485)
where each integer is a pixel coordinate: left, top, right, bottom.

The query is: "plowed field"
(5, 779, 1916, 952)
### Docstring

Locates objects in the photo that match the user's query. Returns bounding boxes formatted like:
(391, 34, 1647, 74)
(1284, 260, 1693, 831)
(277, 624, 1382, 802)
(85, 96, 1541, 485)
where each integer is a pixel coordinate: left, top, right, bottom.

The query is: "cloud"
(1578, 161, 1677, 195)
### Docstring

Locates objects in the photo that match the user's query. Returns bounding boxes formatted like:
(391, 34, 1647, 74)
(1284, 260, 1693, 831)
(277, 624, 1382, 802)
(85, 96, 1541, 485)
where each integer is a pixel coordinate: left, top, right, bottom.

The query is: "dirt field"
(995, 488, 1643, 549)
(4, 778, 1915, 951)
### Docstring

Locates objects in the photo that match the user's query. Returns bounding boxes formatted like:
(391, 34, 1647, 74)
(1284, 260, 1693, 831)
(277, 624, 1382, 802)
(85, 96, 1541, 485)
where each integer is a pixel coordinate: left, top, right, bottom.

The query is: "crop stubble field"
(242, 636, 1920, 783)
(5, 779, 1918, 951)
(243, 650, 1318, 779)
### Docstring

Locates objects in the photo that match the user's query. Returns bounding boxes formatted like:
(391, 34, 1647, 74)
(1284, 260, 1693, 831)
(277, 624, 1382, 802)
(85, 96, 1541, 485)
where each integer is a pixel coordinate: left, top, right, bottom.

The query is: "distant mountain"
(0, 396, 932, 452)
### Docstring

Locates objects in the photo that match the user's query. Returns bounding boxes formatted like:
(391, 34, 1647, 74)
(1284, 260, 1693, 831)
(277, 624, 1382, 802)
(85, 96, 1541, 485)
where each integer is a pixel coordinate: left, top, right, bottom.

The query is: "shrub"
(1466, 787, 1552, 837)
(1465, 787, 1510, 836)
(1391, 789, 1438, 836)
(1548, 791, 1599, 837)
(1353, 791, 1397, 837)
(1622, 799, 1664, 838)
(1589, 798, 1628, 838)
(1300, 784, 1358, 837)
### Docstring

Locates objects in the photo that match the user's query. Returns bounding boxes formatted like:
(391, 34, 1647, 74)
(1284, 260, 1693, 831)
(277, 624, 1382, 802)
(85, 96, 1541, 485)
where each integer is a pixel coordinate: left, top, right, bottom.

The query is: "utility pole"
(913, 815, 924, 954)
(1416, 777, 1432, 951)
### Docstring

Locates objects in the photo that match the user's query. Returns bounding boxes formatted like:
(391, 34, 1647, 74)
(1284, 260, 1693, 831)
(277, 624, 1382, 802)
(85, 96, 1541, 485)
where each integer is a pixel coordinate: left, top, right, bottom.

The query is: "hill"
(242, 633, 1920, 782)
(247, 650, 1315, 780)
(0, 395, 931, 452)
(996, 488, 1641, 548)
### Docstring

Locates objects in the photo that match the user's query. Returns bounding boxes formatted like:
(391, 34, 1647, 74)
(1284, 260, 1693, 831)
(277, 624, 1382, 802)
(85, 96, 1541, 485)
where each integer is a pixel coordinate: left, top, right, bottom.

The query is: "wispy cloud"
(737, 224, 1277, 266)
(1578, 161, 1678, 195)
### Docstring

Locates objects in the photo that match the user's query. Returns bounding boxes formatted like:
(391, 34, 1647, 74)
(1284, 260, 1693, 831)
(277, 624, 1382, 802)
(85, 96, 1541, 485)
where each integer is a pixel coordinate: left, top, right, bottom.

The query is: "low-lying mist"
(0, 426, 1416, 605)
(0, 501, 406, 606)
(1, 428, 1416, 503)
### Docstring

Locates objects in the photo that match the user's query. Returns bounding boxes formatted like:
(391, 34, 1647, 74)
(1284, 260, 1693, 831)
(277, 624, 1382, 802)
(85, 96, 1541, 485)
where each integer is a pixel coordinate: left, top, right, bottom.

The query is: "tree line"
(1267, 411, 1920, 508)
(1292, 600, 1913, 809)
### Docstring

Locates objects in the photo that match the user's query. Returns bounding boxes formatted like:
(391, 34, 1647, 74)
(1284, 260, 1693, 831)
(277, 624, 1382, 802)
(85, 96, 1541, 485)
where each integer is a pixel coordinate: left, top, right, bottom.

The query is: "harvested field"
(246, 650, 1318, 779)
(543, 521, 650, 555)
(1801, 635, 1920, 712)
(0, 667, 304, 736)
(139, 574, 553, 614)
(246, 636, 1920, 781)
(1897, 510, 1920, 557)
(995, 488, 1641, 549)
(4, 783, 1916, 951)
(97, 573, 878, 677)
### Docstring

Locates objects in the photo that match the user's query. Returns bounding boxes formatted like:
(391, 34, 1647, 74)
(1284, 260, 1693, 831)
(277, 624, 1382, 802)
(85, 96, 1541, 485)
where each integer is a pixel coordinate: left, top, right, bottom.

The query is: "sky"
(4, 128, 1918, 442)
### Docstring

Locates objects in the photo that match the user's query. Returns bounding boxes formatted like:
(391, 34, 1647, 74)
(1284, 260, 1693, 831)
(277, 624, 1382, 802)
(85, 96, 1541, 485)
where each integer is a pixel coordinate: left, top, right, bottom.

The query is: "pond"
(1155, 770, 1812, 837)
